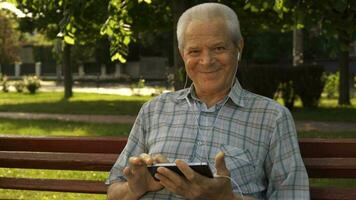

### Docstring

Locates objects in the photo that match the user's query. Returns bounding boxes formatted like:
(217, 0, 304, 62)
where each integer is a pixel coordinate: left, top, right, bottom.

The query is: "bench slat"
(304, 158, 356, 178)
(299, 138, 356, 158)
(310, 186, 356, 200)
(0, 177, 106, 194)
(0, 136, 127, 153)
(0, 151, 117, 171)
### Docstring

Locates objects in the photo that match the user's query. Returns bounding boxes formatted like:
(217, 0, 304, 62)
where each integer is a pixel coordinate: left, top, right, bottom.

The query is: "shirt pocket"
(219, 144, 262, 194)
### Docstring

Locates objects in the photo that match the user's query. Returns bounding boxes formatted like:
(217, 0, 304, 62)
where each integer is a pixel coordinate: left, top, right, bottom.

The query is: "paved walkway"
(0, 112, 355, 132)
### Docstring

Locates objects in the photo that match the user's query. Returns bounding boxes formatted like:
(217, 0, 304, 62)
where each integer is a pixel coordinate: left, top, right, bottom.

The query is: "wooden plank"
(310, 186, 356, 200)
(0, 136, 127, 154)
(304, 158, 356, 178)
(0, 151, 117, 171)
(0, 177, 106, 194)
(299, 138, 356, 158)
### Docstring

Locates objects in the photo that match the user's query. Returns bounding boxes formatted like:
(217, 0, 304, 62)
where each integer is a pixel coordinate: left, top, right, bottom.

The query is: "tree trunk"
(293, 28, 303, 66)
(63, 43, 73, 99)
(337, 28, 351, 106)
(172, 0, 186, 90)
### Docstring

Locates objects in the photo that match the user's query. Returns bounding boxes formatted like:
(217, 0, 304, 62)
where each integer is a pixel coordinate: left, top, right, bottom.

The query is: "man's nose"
(199, 51, 215, 65)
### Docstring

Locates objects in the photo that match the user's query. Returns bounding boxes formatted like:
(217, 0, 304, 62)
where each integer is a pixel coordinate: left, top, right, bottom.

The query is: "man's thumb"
(215, 151, 230, 176)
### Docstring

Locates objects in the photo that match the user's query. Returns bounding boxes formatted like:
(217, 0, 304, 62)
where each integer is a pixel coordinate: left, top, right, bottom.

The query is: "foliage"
(0, 73, 9, 92)
(0, 11, 20, 64)
(278, 80, 295, 110)
(323, 72, 339, 98)
(23, 75, 41, 94)
(293, 65, 325, 108)
(14, 80, 25, 93)
(237, 65, 282, 99)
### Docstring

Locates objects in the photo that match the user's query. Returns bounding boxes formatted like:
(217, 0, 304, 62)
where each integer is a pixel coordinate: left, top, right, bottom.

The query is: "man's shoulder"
(142, 89, 188, 108)
(242, 89, 289, 115)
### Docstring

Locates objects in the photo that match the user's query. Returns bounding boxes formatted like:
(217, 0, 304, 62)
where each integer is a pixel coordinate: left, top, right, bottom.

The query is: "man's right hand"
(123, 153, 168, 198)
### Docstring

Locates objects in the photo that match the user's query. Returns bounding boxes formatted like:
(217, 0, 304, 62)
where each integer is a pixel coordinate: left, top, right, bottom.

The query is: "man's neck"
(195, 88, 230, 108)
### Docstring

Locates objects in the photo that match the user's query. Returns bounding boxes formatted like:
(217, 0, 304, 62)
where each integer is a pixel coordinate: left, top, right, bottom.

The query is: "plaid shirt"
(107, 80, 310, 199)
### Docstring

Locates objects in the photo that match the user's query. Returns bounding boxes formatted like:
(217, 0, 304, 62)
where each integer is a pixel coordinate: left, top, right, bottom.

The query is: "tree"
(0, 10, 20, 67)
(295, 0, 356, 105)
(16, 0, 129, 99)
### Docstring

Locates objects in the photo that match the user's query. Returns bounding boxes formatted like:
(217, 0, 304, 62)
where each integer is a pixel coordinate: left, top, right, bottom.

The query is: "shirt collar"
(176, 78, 246, 108)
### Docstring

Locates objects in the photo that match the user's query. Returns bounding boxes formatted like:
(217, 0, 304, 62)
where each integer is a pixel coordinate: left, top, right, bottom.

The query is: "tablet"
(147, 162, 213, 180)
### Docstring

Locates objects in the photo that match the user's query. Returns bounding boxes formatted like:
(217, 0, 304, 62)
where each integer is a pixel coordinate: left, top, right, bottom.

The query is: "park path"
(0, 111, 356, 132)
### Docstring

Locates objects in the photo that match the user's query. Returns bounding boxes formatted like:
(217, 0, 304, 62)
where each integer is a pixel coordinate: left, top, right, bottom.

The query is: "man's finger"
(123, 166, 134, 179)
(175, 159, 201, 182)
(152, 154, 169, 163)
(139, 153, 154, 165)
(215, 151, 230, 176)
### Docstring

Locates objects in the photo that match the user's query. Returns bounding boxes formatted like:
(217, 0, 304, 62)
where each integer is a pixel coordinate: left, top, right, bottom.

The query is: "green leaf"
(111, 53, 127, 63)
(64, 35, 75, 45)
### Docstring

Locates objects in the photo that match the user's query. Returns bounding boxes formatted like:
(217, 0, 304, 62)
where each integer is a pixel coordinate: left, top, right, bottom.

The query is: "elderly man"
(107, 3, 309, 200)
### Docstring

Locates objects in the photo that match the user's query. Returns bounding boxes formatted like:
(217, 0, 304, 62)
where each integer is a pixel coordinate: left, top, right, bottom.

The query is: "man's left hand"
(154, 151, 240, 200)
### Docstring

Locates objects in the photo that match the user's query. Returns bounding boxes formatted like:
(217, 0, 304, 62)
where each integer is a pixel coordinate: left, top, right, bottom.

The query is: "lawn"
(0, 118, 132, 136)
(0, 92, 356, 121)
(0, 92, 150, 115)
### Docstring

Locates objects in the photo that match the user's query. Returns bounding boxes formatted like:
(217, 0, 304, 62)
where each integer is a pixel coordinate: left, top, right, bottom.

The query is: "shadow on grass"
(292, 107, 356, 122)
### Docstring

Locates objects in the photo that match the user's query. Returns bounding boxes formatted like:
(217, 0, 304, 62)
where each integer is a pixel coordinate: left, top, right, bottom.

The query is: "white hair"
(177, 3, 242, 50)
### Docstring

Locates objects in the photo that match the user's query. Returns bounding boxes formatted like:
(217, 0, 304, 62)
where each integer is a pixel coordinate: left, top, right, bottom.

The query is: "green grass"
(0, 92, 151, 115)
(310, 178, 356, 187)
(1, 92, 356, 121)
(0, 118, 132, 136)
(285, 98, 356, 122)
(0, 167, 108, 199)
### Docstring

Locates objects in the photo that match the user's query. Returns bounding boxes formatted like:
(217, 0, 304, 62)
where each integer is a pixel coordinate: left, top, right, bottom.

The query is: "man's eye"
(189, 50, 200, 55)
(215, 46, 226, 52)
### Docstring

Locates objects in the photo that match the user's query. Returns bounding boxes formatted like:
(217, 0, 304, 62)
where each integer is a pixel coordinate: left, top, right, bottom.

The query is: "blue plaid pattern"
(107, 80, 310, 199)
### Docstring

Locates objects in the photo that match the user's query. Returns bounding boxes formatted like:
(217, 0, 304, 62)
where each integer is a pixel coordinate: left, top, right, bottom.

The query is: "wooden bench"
(1, 136, 356, 199)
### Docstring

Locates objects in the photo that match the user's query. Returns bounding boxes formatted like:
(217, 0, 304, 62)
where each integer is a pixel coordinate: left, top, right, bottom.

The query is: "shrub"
(24, 75, 41, 94)
(237, 65, 282, 99)
(323, 72, 339, 98)
(14, 80, 25, 93)
(0, 74, 9, 93)
(278, 80, 296, 110)
(292, 65, 325, 108)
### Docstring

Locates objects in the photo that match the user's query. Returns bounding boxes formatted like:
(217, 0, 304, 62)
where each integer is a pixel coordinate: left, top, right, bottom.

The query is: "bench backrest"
(1, 136, 356, 199)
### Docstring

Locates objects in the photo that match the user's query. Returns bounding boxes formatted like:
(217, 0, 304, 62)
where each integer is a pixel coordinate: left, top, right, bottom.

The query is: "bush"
(24, 75, 41, 94)
(237, 65, 282, 99)
(14, 80, 25, 93)
(0, 74, 9, 93)
(292, 65, 325, 108)
(323, 72, 339, 98)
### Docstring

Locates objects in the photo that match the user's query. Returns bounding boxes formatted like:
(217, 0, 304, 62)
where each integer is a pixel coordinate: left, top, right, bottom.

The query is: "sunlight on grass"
(0, 168, 109, 200)
(0, 168, 108, 180)
(0, 189, 106, 200)
(0, 118, 132, 136)
(0, 92, 151, 115)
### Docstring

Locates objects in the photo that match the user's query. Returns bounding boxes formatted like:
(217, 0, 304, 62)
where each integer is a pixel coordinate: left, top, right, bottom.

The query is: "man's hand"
(154, 151, 241, 200)
(123, 153, 168, 198)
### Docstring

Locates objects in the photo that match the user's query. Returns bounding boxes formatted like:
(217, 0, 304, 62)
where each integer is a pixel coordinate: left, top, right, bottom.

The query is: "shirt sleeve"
(106, 106, 147, 185)
(265, 107, 310, 199)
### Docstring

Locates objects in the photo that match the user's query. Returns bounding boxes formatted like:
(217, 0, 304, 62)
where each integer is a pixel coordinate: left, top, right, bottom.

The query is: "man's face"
(181, 20, 240, 96)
